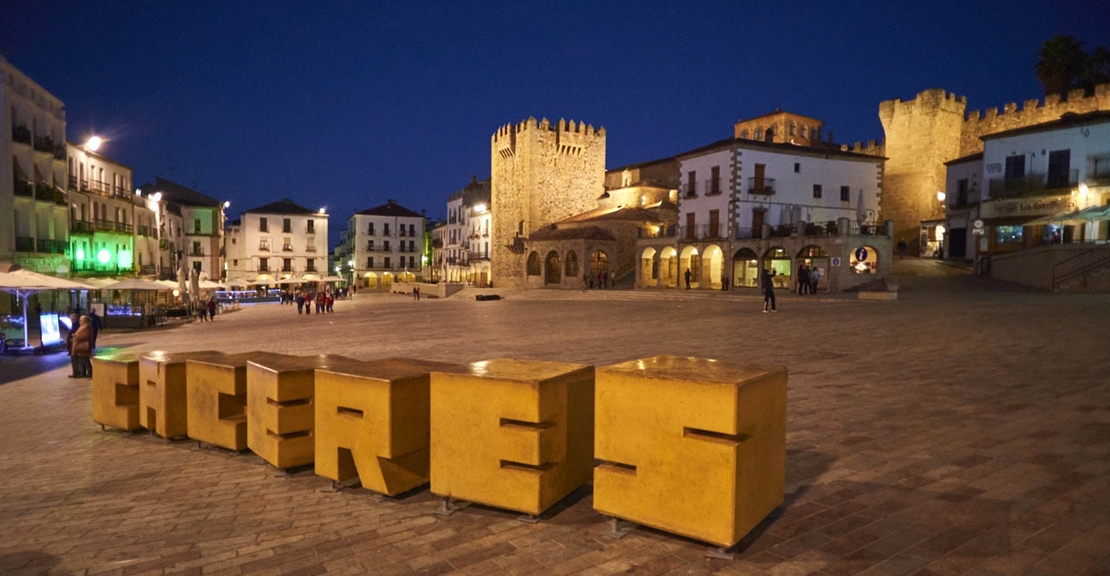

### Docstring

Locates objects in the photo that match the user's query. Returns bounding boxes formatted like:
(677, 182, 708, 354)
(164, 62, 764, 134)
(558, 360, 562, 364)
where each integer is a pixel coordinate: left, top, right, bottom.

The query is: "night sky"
(4, 1, 1107, 250)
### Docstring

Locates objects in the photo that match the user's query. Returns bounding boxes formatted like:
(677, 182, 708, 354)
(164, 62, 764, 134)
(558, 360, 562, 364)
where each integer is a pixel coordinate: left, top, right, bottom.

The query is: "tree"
(1035, 35, 1088, 97)
(1035, 35, 1110, 98)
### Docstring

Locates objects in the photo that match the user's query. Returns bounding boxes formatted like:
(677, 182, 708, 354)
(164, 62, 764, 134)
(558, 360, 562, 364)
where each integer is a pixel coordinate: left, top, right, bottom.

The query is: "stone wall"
(490, 117, 606, 288)
(959, 84, 1110, 156)
(876, 83, 1110, 254)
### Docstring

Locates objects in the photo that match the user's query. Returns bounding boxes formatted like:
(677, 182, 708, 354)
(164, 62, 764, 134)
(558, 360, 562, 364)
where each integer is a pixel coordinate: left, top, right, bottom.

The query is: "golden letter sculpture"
(91, 352, 141, 431)
(593, 355, 787, 548)
(139, 351, 222, 439)
(430, 359, 594, 516)
(246, 354, 354, 470)
(186, 352, 289, 451)
(315, 358, 463, 495)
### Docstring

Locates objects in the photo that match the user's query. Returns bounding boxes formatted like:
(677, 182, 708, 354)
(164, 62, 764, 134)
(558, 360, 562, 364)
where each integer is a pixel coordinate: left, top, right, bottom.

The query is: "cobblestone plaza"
(1, 262, 1108, 576)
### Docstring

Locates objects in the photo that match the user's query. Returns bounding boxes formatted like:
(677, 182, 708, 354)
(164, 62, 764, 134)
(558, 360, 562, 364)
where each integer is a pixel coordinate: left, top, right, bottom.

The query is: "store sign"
(979, 195, 1076, 219)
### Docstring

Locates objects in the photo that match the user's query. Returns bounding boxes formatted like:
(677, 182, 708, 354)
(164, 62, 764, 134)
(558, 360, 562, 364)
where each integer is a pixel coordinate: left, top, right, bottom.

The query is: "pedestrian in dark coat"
(761, 269, 778, 313)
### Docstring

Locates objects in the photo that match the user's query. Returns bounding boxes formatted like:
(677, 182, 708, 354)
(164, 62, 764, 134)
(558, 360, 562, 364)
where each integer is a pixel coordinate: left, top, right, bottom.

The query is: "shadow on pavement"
(0, 351, 71, 386)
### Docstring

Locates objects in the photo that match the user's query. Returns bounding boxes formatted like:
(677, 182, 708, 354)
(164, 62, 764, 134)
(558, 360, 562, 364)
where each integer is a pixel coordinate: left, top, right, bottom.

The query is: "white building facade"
(348, 200, 425, 289)
(944, 111, 1110, 286)
(638, 137, 890, 292)
(225, 198, 328, 284)
(1, 56, 69, 275)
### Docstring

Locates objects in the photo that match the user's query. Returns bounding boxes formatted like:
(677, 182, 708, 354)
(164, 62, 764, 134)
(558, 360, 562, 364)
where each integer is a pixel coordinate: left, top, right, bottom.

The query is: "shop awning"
(1061, 204, 1110, 221)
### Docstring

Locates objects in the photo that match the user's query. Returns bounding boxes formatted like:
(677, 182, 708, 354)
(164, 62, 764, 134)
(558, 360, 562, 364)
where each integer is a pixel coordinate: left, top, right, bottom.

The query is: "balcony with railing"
(15, 237, 35, 252)
(680, 182, 697, 199)
(95, 219, 133, 234)
(748, 177, 776, 195)
(1090, 157, 1110, 185)
(11, 125, 32, 145)
(282, 244, 294, 252)
(13, 179, 33, 197)
(470, 250, 490, 260)
(677, 224, 727, 241)
(988, 170, 1078, 199)
(704, 178, 722, 196)
(191, 248, 206, 256)
(37, 239, 67, 254)
(258, 243, 270, 251)
(71, 219, 94, 235)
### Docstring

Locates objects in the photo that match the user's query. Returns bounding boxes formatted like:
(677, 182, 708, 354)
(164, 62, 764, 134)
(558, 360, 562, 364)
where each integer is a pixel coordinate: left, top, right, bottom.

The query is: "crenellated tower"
(877, 89, 967, 248)
(490, 116, 606, 287)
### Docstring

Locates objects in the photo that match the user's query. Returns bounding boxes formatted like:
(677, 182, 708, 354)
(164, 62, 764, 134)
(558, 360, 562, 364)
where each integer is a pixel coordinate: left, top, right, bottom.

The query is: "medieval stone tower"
(877, 89, 967, 247)
(490, 117, 606, 287)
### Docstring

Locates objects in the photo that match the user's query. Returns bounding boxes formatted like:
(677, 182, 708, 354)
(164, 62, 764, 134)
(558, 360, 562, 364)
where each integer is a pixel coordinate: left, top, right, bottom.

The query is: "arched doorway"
(703, 244, 724, 289)
(732, 248, 759, 288)
(679, 246, 699, 288)
(526, 251, 541, 277)
(762, 247, 791, 290)
(381, 272, 394, 289)
(564, 250, 578, 280)
(590, 250, 608, 279)
(640, 247, 658, 287)
(659, 247, 678, 288)
(545, 251, 561, 284)
(363, 272, 379, 289)
(797, 245, 830, 292)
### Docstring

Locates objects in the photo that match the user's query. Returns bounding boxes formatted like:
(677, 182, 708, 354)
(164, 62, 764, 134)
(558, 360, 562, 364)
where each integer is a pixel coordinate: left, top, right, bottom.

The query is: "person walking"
(197, 302, 207, 322)
(413, 286, 420, 301)
(88, 309, 102, 350)
(761, 268, 778, 313)
(797, 263, 810, 295)
(70, 315, 94, 378)
(65, 313, 81, 378)
(207, 298, 217, 320)
(326, 292, 334, 313)
(810, 266, 822, 293)
(296, 292, 305, 314)
(897, 239, 907, 259)
(684, 268, 692, 290)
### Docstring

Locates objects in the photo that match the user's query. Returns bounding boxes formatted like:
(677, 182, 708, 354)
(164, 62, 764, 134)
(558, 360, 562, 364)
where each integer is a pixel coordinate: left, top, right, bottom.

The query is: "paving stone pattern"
(1, 261, 1108, 575)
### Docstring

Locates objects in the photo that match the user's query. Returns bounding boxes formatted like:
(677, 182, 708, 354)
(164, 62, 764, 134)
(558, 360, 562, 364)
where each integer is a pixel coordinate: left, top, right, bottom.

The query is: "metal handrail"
(1051, 243, 1110, 291)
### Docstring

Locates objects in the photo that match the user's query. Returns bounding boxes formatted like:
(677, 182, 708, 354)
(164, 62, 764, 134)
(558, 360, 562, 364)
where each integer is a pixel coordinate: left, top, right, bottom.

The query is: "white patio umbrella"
(100, 279, 171, 291)
(0, 269, 90, 350)
(319, 275, 344, 282)
(197, 280, 224, 290)
(190, 268, 201, 302)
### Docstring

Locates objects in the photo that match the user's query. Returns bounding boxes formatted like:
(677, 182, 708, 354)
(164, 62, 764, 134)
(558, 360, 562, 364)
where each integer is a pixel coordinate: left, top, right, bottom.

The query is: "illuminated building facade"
(1, 56, 69, 275)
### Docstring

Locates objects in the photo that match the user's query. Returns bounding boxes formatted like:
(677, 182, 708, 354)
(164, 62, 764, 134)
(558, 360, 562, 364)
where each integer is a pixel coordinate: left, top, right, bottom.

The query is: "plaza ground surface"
(1, 259, 1108, 576)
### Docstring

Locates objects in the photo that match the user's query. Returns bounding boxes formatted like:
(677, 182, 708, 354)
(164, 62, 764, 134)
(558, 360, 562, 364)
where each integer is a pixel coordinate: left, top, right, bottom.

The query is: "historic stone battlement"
(958, 83, 1110, 155)
(490, 117, 607, 288)
(872, 83, 1110, 253)
(844, 140, 886, 156)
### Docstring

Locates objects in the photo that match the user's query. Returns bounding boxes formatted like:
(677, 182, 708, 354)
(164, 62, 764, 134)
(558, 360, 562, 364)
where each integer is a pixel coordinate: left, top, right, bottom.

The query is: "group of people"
(196, 298, 219, 322)
(583, 271, 611, 290)
(64, 309, 101, 378)
(796, 263, 823, 295)
(292, 290, 335, 314)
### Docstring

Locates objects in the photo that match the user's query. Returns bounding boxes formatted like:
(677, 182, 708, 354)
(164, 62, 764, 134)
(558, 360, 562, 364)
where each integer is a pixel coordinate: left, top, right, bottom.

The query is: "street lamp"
(86, 136, 103, 152)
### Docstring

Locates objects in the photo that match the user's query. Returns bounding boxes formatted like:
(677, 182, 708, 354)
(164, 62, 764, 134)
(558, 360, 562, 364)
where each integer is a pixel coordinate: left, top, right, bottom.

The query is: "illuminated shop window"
(995, 226, 1023, 244)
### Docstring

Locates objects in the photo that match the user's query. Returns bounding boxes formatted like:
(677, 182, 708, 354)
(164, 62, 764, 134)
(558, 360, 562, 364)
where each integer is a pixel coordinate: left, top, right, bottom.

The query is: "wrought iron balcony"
(15, 237, 35, 252)
(71, 219, 94, 235)
(748, 177, 775, 195)
(704, 178, 723, 196)
(988, 170, 1078, 198)
(37, 239, 67, 254)
(11, 125, 31, 145)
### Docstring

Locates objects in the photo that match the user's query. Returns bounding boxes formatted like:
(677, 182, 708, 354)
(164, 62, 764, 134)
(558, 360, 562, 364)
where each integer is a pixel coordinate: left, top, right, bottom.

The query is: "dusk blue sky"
(4, 1, 1108, 249)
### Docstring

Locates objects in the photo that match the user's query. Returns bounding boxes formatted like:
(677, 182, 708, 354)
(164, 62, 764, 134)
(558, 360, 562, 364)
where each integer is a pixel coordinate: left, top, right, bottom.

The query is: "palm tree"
(1035, 35, 1088, 97)
(1080, 45, 1110, 91)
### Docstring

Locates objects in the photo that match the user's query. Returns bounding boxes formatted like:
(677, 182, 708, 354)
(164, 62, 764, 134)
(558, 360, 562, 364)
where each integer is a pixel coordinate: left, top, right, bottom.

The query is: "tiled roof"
(149, 177, 222, 207)
(356, 200, 424, 218)
(242, 198, 317, 215)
